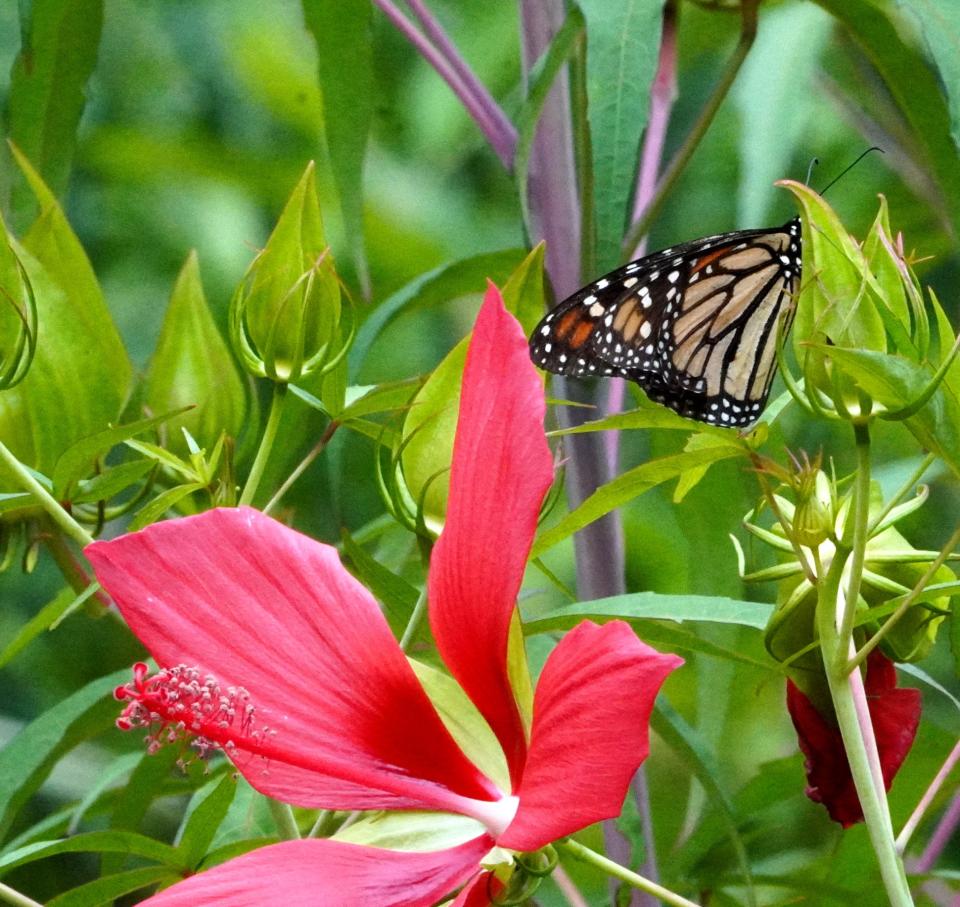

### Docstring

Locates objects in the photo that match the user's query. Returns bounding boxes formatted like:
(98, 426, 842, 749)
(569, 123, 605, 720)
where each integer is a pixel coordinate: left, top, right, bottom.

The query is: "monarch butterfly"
(528, 218, 802, 427)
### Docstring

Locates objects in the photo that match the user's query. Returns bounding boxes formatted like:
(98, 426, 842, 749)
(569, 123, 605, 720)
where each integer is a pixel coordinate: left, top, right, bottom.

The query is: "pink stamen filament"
(115, 663, 512, 825)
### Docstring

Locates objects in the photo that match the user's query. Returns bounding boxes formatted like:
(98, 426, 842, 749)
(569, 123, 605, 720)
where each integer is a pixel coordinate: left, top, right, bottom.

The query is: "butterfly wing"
(529, 218, 802, 427)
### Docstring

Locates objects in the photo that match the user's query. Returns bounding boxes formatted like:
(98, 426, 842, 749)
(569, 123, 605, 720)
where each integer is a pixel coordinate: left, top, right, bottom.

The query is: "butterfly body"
(529, 218, 802, 427)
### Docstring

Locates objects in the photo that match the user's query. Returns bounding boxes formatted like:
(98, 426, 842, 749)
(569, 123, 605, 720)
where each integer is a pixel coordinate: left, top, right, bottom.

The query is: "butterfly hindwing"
(529, 218, 802, 427)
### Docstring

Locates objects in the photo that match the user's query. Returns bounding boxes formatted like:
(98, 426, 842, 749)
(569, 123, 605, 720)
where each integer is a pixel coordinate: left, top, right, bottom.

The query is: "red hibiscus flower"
(786, 651, 921, 827)
(87, 284, 682, 906)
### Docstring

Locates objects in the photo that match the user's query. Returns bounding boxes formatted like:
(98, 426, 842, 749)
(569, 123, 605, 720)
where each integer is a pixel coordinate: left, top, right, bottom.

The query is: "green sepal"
(400, 336, 468, 527)
(145, 252, 248, 458)
(0, 151, 132, 486)
(0, 212, 37, 389)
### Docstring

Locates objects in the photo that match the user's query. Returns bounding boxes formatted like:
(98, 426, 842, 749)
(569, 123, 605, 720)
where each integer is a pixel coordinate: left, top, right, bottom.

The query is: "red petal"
(87, 508, 497, 813)
(498, 621, 683, 851)
(140, 836, 494, 907)
(786, 651, 921, 827)
(429, 284, 554, 788)
(449, 871, 495, 907)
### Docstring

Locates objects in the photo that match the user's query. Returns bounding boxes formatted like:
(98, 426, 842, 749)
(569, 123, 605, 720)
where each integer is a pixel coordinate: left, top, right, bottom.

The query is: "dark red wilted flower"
(786, 651, 921, 827)
(87, 285, 682, 906)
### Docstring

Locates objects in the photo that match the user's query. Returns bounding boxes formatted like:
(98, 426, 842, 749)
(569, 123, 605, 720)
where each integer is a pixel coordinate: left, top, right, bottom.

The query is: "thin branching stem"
(239, 382, 288, 507)
(373, 0, 516, 167)
(0, 442, 93, 548)
(622, 0, 760, 256)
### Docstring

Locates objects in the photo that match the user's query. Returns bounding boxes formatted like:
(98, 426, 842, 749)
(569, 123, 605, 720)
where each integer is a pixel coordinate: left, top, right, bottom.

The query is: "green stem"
(0, 442, 93, 547)
(816, 528, 913, 905)
(399, 585, 429, 652)
(621, 0, 759, 256)
(836, 422, 871, 670)
(867, 452, 935, 536)
(264, 419, 339, 515)
(555, 839, 700, 907)
(41, 525, 110, 614)
(240, 382, 288, 507)
(267, 798, 300, 840)
(0, 883, 43, 907)
(850, 523, 960, 672)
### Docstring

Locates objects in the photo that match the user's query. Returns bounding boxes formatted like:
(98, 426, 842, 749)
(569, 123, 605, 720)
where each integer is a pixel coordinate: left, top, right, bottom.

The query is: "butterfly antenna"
(817, 146, 885, 197)
(804, 157, 819, 187)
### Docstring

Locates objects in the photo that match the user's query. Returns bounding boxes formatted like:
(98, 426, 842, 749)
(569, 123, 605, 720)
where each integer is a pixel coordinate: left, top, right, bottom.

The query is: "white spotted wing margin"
(528, 218, 802, 427)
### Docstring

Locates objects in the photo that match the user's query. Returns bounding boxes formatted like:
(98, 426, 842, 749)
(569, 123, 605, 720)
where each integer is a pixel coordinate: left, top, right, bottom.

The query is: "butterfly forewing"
(529, 218, 802, 427)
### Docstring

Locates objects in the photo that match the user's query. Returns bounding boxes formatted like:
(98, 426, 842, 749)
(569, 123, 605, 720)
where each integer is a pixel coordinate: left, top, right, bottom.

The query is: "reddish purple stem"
(372, 0, 517, 168)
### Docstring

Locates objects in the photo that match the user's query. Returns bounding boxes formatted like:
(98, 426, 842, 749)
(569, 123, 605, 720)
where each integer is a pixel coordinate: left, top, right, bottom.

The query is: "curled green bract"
(0, 222, 37, 391)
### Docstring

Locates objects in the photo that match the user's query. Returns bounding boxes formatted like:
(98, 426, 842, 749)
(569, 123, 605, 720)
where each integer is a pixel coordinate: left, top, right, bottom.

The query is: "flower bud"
(145, 252, 248, 457)
(775, 184, 945, 427)
(230, 162, 343, 383)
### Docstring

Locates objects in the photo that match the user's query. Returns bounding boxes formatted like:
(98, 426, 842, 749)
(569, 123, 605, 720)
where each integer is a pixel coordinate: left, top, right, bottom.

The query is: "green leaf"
(145, 252, 248, 458)
(400, 336, 468, 523)
(348, 249, 525, 377)
(897, 0, 960, 154)
(816, 344, 960, 479)
(522, 599, 777, 670)
(0, 668, 129, 840)
(340, 529, 419, 638)
(0, 830, 182, 874)
(735, 2, 833, 225)
(523, 593, 773, 631)
(72, 459, 154, 505)
(129, 482, 206, 531)
(100, 747, 181, 877)
(302, 0, 374, 282)
(0, 154, 132, 485)
(6, 0, 104, 227)
(531, 446, 743, 556)
(177, 774, 237, 868)
(339, 377, 423, 421)
(48, 866, 179, 907)
(0, 585, 96, 669)
(550, 404, 736, 437)
(815, 0, 960, 231)
(501, 243, 547, 337)
(51, 407, 192, 499)
(651, 701, 756, 907)
(577, 0, 664, 272)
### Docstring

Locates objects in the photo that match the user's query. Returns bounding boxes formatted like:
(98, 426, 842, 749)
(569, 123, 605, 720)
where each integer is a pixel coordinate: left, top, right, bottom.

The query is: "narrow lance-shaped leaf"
(6, 0, 104, 228)
(146, 252, 248, 458)
(577, 0, 664, 273)
(302, 0, 374, 284)
(896, 0, 960, 154)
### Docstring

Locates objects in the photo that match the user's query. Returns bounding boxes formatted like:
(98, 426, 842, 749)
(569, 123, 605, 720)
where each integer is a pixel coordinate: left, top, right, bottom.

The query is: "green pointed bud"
(230, 162, 343, 383)
(0, 148, 131, 489)
(776, 183, 950, 427)
(145, 252, 248, 457)
(0, 215, 37, 389)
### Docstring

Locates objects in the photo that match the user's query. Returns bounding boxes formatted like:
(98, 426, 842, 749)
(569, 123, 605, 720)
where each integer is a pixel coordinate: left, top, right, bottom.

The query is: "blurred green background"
(1, 1, 958, 903)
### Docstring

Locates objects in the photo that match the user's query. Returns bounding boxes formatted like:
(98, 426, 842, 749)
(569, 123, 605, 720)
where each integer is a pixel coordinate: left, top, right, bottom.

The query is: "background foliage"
(0, 1, 958, 904)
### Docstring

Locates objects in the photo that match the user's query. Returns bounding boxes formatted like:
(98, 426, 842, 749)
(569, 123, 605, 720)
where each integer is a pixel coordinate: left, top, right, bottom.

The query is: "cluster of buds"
(229, 163, 351, 385)
(776, 183, 959, 442)
(736, 454, 953, 709)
